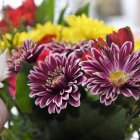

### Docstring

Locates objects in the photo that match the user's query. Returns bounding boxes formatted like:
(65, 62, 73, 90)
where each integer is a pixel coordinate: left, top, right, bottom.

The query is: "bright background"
(0, 0, 140, 31)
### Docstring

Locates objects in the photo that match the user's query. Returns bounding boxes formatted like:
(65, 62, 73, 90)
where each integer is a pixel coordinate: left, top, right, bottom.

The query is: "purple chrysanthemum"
(46, 40, 92, 57)
(28, 53, 86, 114)
(9, 40, 44, 72)
(80, 41, 140, 105)
(46, 41, 74, 55)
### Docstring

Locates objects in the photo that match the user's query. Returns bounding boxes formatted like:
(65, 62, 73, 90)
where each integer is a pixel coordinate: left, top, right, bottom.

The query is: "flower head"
(46, 39, 107, 60)
(46, 41, 77, 55)
(28, 53, 85, 114)
(80, 41, 140, 105)
(12, 22, 62, 47)
(9, 40, 44, 72)
(75, 38, 107, 61)
(106, 26, 134, 49)
(0, 0, 36, 34)
(62, 14, 115, 43)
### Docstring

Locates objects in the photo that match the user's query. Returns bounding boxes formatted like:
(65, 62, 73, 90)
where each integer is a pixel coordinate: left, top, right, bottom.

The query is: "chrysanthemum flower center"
(52, 74, 62, 85)
(109, 69, 129, 87)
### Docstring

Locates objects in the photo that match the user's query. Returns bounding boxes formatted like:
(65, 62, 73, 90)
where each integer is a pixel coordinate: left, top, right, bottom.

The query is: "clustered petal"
(7, 26, 140, 114)
(28, 53, 86, 114)
(9, 40, 44, 72)
(46, 41, 76, 55)
(46, 39, 106, 60)
(80, 41, 140, 105)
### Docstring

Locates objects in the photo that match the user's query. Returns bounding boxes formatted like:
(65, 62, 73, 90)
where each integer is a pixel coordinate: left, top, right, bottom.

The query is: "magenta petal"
(90, 85, 101, 94)
(130, 88, 139, 100)
(56, 107, 61, 114)
(35, 98, 42, 105)
(46, 97, 53, 106)
(91, 48, 101, 60)
(111, 42, 120, 54)
(105, 98, 112, 106)
(62, 93, 69, 100)
(65, 86, 72, 93)
(77, 75, 87, 85)
(33, 91, 46, 97)
(48, 103, 56, 114)
(69, 98, 80, 107)
(72, 84, 78, 93)
(54, 96, 62, 107)
(48, 54, 56, 69)
(40, 96, 48, 108)
(121, 88, 132, 97)
(121, 41, 133, 55)
(71, 92, 81, 101)
(60, 101, 67, 109)
(100, 94, 106, 104)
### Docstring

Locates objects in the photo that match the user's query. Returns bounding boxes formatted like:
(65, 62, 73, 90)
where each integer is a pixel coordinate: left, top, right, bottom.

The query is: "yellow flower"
(13, 22, 62, 48)
(0, 22, 62, 49)
(135, 40, 140, 51)
(0, 33, 12, 50)
(62, 14, 115, 43)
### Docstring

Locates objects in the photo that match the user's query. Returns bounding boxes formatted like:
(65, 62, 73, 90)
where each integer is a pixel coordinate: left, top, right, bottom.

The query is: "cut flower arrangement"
(0, 0, 140, 140)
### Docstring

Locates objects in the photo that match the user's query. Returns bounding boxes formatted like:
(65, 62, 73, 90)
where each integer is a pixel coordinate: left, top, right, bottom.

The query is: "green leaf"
(15, 61, 33, 113)
(75, 3, 89, 16)
(46, 0, 54, 22)
(87, 91, 99, 102)
(0, 128, 15, 140)
(9, 115, 35, 140)
(36, 0, 54, 23)
(57, 6, 67, 24)
(46, 100, 126, 140)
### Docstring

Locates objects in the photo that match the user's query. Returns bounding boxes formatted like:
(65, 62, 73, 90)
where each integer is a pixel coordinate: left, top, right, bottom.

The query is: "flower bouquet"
(0, 0, 140, 140)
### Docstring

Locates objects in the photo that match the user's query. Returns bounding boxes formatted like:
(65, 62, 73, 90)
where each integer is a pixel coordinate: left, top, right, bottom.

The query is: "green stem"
(127, 107, 140, 121)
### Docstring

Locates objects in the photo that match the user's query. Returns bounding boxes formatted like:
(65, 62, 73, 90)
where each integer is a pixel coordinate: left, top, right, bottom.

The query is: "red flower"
(8, 73, 17, 97)
(36, 48, 51, 65)
(38, 34, 57, 45)
(93, 38, 108, 51)
(20, 0, 36, 26)
(0, 0, 36, 33)
(81, 52, 92, 61)
(106, 26, 134, 49)
(81, 38, 107, 61)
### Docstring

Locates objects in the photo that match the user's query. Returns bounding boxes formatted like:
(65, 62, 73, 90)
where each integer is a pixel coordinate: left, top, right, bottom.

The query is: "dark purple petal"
(91, 48, 101, 60)
(48, 103, 56, 114)
(121, 88, 132, 97)
(62, 93, 69, 100)
(60, 101, 67, 109)
(28, 53, 83, 114)
(100, 94, 106, 104)
(40, 96, 48, 108)
(69, 98, 80, 107)
(81, 40, 140, 106)
(71, 92, 81, 101)
(9, 40, 44, 72)
(56, 107, 61, 114)
(105, 98, 113, 106)
(54, 96, 62, 107)
(90, 85, 102, 95)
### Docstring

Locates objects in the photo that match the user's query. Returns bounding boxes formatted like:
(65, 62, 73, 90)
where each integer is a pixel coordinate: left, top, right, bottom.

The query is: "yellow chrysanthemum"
(12, 22, 62, 48)
(62, 14, 115, 43)
(135, 40, 140, 51)
(0, 33, 12, 50)
(1, 22, 62, 49)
